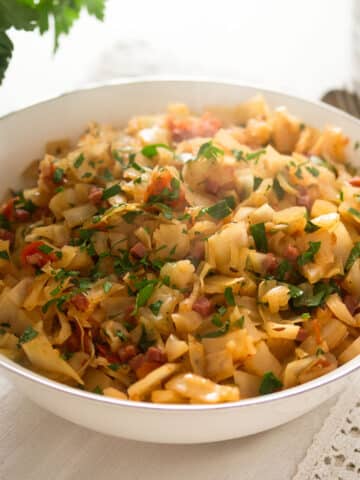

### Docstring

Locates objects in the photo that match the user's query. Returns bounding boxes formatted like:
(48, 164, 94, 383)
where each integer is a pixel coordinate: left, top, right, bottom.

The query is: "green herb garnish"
(273, 176, 285, 200)
(149, 300, 163, 316)
(345, 242, 360, 272)
(102, 184, 121, 200)
(0, 250, 9, 260)
(18, 326, 38, 345)
(74, 153, 84, 168)
(141, 144, 172, 158)
(38, 244, 53, 254)
(297, 241, 321, 266)
(196, 141, 224, 161)
(53, 167, 64, 184)
(250, 223, 268, 253)
(224, 286, 235, 306)
(103, 281, 112, 293)
(259, 371, 283, 395)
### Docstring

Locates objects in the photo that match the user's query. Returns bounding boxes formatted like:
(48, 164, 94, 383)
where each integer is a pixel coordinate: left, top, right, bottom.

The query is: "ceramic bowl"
(1, 79, 360, 444)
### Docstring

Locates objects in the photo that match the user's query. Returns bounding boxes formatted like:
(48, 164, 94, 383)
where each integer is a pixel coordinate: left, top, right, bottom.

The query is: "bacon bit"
(2, 197, 16, 220)
(0, 228, 14, 244)
(168, 112, 221, 142)
(96, 344, 120, 364)
(145, 346, 167, 364)
(64, 331, 80, 353)
(191, 240, 205, 261)
(192, 296, 214, 316)
(123, 303, 137, 325)
(263, 252, 279, 274)
(14, 208, 30, 222)
(89, 186, 104, 205)
(296, 327, 308, 342)
(118, 344, 138, 362)
(296, 186, 313, 210)
(145, 169, 187, 211)
(284, 244, 300, 262)
(343, 295, 359, 315)
(135, 361, 161, 379)
(312, 319, 322, 344)
(129, 347, 167, 379)
(71, 293, 89, 312)
(130, 241, 148, 259)
(204, 178, 220, 195)
(349, 177, 360, 187)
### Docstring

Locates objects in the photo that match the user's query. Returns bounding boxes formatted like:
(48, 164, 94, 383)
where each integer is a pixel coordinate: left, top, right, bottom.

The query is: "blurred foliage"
(0, 0, 106, 84)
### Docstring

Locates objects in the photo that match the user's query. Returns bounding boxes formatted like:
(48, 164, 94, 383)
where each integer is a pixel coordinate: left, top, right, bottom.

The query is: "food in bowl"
(0, 94, 359, 405)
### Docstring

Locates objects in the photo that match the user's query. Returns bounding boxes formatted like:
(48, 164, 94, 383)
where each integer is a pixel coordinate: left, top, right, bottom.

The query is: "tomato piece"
(349, 177, 360, 187)
(21, 241, 56, 267)
(145, 170, 187, 210)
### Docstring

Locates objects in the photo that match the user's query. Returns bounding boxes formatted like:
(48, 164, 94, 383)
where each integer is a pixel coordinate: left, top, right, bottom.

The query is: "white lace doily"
(294, 372, 360, 480)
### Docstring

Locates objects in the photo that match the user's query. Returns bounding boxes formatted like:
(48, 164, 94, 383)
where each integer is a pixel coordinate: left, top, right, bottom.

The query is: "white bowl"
(1, 78, 360, 444)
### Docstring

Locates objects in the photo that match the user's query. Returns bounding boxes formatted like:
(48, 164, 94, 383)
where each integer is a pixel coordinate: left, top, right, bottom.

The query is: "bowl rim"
(1, 76, 360, 412)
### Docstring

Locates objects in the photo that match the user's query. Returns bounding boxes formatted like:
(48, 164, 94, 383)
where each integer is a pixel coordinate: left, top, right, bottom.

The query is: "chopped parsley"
(73, 153, 85, 168)
(0, 250, 9, 260)
(93, 386, 103, 395)
(138, 324, 155, 352)
(122, 211, 142, 224)
(53, 167, 64, 184)
(304, 220, 320, 233)
(102, 168, 114, 181)
(275, 259, 291, 281)
(116, 330, 127, 341)
(310, 155, 338, 177)
(293, 281, 338, 308)
(301, 312, 311, 320)
(254, 176, 263, 191)
(108, 363, 120, 371)
(200, 319, 230, 338)
(128, 155, 145, 173)
(245, 149, 266, 163)
(141, 144, 172, 158)
(306, 166, 320, 177)
(234, 316, 245, 328)
(232, 149, 244, 161)
(297, 241, 321, 266)
(316, 347, 325, 356)
(149, 300, 163, 316)
(355, 141, 360, 151)
(102, 184, 121, 200)
(224, 286, 235, 306)
(348, 207, 360, 219)
(250, 223, 268, 253)
(18, 326, 38, 345)
(200, 197, 235, 220)
(134, 280, 158, 313)
(103, 281, 112, 293)
(259, 372, 283, 395)
(287, 284, 304, 299)
(345, 242, 360, 272)
(38, 244, 53, 254)
(196, 141, 224, 161)
(273, 176, 285, 200)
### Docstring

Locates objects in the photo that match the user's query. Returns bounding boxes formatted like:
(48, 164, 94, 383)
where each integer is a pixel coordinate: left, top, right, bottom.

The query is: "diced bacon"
(129, 354, 145, 372)
(191, 240, 205, 261)
(118, 344, 138, 362)
(192, 296, 214, 316)
(130, 241, 148, 259)
(204, 178, 220, 195)
(168, 112, 221, 142)
(129, 347, 167, 378)
(0, 228, 14, 244)
(344, 295, 359, 315)
(296, 327, 308, 342)
(349, 177, 360, 187)
(14, 208, 30, 222)
(71, 293, 89, 312)
(89, 186, 104, 205)
(97, 344, 119, 363)
(145, 346, 167, 364)
(263, 253, 279, 274)
(296, 187, 313, 210)
(284, 244, 300, 262)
